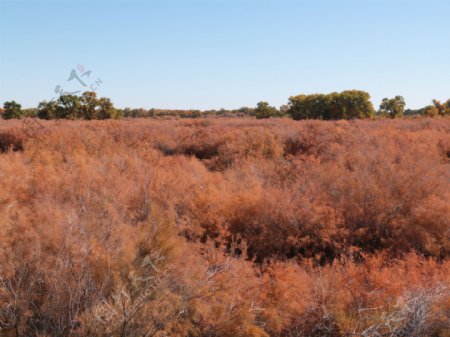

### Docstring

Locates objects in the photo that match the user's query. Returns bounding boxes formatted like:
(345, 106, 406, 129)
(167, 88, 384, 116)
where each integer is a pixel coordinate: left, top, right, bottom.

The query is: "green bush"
(2, 100, 23, 119)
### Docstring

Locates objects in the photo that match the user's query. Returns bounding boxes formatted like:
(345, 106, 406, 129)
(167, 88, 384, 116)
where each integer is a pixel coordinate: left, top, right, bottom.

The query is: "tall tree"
(254, 101, 278, 119)
(80, 91, 98, 120)
(37, 92, 120, 120)
(2, 101, 22, 119)
(338, 90, 375, 119)
(56, 95, 81, 119)
(37, 100, 58, 119)
(97, 97, 120, 119)
(288, 90, 375, 120)
(432, 99, 450, 116)
(379, 96, 406, 118)
(422, 105, 439, 117)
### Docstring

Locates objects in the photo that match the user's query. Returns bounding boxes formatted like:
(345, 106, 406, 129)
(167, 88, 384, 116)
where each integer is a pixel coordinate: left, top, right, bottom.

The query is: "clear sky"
(1, 0, 449, 110)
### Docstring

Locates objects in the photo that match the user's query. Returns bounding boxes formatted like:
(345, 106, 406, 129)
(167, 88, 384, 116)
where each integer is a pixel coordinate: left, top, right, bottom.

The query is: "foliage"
(288, 90, 375, 120)
(2, 101, 23, 119)
(56, 94, 81, 119)
(254, 101, 279, 119)
(120, 106, 256, 119)
(422, 105, 439, 117)
(38, 100, 59, 119)
(379, 95, 406, 118)
(36, 92, 120, 120)
(0, 118, 448, 336)
(432, 99, 450, 116)
(0, 130, 24, 152)
(79, 91, 98, 120)
(6, 92, 450, 121)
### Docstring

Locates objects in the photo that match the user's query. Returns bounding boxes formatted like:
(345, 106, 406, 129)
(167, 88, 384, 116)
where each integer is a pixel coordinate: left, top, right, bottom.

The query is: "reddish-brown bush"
(0, 130, 24, 153)
(0, 117, 448, 336)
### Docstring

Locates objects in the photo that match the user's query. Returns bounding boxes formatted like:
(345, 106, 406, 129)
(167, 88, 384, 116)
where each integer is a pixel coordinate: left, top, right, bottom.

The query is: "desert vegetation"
(0, 117, 448, 337)
(3, 90, 450, 121)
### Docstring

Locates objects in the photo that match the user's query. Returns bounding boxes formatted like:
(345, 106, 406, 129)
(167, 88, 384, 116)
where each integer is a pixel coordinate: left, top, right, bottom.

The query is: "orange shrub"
(0, 117, 448, 336)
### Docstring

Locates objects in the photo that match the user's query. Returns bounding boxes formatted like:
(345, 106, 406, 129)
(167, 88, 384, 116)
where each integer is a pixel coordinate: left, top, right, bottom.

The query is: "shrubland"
(0, 117, 448, 337)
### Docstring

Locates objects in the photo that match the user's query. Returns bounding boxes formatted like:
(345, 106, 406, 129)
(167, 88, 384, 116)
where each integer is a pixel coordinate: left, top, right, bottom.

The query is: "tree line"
(2, 92, 121, 120)
(254, 92, 449, 119)
(2, 90, 449, 120)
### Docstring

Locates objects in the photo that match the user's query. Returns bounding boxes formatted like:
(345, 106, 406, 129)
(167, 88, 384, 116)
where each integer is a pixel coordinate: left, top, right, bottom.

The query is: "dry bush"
(260, 254, 449, 337)
(0, 117, 448, 336)
(0, 130, 24, 153)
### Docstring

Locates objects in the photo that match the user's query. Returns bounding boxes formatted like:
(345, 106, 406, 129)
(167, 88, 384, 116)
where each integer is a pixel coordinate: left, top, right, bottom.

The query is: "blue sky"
(1, 0, 449, 109)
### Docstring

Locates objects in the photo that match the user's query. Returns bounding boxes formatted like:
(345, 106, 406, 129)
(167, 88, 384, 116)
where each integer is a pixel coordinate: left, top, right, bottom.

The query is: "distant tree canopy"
(287, 90, 375, 120)
(431, 99, 450, 116)
(254, 101, 279, 119)
(120, 106, 256, 118)
(3, 91, 450, 120)
(405, 99, 450, 117)
(37, 92, 121, 120)
(423, 105, 440, 117)
(379, 96, 406, 118)
(37, 100, 58, 119)
(2, 100, 22, 119)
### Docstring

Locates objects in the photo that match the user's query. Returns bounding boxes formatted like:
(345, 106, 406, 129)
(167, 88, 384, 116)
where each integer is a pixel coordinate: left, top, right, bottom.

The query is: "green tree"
(37, 100, 58, 119)
(38, 93, 120, 120)
(2, 101, 23, 119)
(97, 97, 120, 119)
(56, 95, 81, 119)
(423, 105, 439, 117)
(379, 96, 406, 118)
(80, 91, 98, 120)
(254, 101, 279, 119)
(22, 108, 37, 118)
(338, 90, 375, 119)
(432, 99, 450, 116)
(288, 90, 375, 120)
(446, 99, 450, 115)
(237, 106, 255, 117)
(287, 94, 323, 120)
